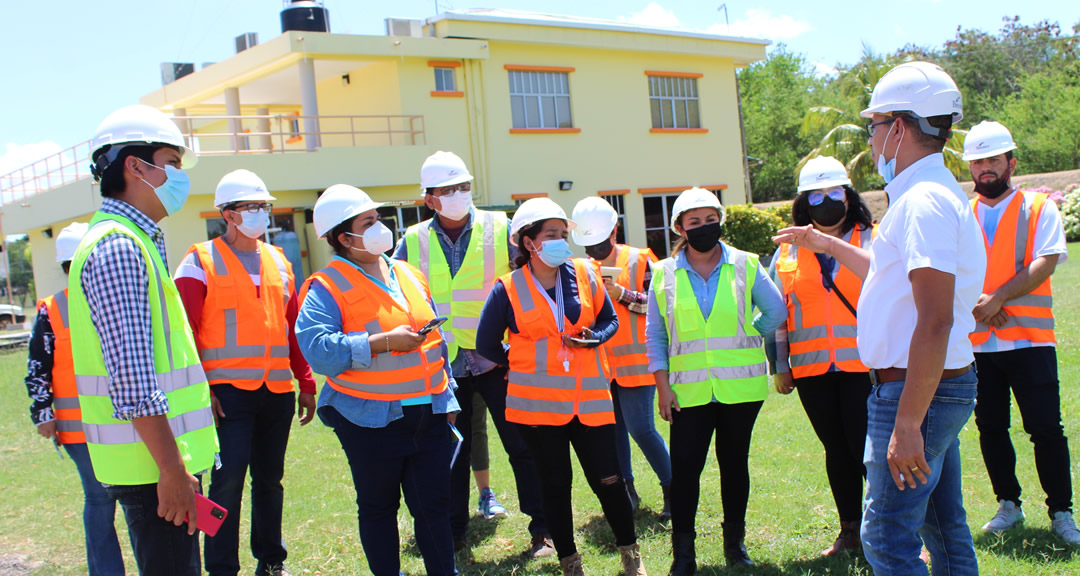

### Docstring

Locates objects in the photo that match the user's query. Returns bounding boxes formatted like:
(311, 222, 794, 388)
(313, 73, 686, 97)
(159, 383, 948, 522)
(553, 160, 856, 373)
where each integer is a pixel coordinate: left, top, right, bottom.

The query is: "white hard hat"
(90, 105, 196, 179)
(797, 156, 852, 193)
(313, 184, 384, 239)
(861, 61, 963, 123)
(570, 197, 618, 247)
(420, 151, 473, 190)
(214, 169, 276, 208)
(670, 188, 725, 233)
(509, 197, 576, 246)
(962, 121, 1017, 161)
(55, 222, 89, 263)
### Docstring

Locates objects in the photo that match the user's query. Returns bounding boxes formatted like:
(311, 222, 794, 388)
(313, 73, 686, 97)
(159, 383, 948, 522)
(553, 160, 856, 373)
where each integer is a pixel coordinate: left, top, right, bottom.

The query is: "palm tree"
(798, 44, 968, 191)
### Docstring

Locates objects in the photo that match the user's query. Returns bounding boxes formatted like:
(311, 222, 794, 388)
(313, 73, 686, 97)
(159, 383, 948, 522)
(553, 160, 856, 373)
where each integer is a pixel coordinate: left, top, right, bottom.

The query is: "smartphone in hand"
(185, 493, 228, 537)
(418, 316, 449, 336)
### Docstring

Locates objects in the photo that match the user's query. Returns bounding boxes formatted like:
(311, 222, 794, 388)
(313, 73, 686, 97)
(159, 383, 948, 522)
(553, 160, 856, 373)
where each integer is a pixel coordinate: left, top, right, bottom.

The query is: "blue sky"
(1, 0, 1076, 176)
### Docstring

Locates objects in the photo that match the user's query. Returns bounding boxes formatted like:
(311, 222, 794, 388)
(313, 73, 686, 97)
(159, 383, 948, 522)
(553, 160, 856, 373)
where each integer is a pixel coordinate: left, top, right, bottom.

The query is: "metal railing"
(0, 113, 426, 204)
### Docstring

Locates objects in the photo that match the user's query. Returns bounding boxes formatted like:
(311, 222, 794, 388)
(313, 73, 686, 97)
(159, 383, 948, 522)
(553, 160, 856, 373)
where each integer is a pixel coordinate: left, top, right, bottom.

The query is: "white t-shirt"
(973, 189, 1069, 353)
(173, 240, 292, 302)
(856, 154, 987, 370)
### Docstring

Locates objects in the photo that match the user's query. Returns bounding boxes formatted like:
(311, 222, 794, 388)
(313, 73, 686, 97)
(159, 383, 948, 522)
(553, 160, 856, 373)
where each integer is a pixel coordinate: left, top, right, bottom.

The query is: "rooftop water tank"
(281, 0, 330, 34)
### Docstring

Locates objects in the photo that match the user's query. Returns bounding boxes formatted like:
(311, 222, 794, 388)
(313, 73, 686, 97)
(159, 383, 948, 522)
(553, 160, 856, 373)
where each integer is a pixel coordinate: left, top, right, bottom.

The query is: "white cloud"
(0, 141, 62, 175)
(708, 9, 812, 40)
(0, 141, 73, 200)
(813, 61, 839, 77)
(619, 2, 681, 28)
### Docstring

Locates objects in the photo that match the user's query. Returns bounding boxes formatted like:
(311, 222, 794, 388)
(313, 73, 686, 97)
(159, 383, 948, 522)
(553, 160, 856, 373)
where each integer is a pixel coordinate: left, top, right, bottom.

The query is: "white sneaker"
(982, 500, 1025, 532)
(1051, 511, 1080, 545)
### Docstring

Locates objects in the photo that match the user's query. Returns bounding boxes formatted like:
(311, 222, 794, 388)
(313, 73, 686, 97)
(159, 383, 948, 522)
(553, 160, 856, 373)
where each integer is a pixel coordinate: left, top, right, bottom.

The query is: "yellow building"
(0, 8, 767, 301)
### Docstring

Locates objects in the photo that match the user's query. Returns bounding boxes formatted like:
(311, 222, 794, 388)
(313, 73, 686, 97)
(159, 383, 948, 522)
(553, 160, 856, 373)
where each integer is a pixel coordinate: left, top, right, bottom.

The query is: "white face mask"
(436, 191, 473, 221)
(347, 221, 394, 255)
(233, 210, 270, 239)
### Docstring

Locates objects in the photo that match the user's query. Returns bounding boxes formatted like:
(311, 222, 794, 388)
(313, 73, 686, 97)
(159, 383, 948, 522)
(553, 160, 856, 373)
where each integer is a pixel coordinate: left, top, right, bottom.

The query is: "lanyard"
(527, 264, 572, 372)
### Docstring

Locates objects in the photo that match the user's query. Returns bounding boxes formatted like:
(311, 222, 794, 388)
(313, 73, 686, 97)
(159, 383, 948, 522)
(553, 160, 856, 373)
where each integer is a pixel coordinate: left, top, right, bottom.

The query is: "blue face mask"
(533, 238, 574, 268)
(138, 159, 191, 215)
(875, 121, 905, 185)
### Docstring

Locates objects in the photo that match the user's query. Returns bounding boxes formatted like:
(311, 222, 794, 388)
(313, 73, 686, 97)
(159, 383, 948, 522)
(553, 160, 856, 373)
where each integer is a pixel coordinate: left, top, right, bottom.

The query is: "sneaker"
(477, 487, 509, 519)
(526, 534, 556, 558)
(1052, 511, 1080, 545)
(982, 500, 1025, 532)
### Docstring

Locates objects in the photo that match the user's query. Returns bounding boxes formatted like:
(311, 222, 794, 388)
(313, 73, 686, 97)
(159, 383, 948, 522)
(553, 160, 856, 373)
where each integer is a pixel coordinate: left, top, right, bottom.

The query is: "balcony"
(0, 113, 426, 205)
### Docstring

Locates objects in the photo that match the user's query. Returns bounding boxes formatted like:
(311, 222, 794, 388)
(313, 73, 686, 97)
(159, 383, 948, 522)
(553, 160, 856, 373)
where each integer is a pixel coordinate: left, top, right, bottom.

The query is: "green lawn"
(1, 244, 1078, 575)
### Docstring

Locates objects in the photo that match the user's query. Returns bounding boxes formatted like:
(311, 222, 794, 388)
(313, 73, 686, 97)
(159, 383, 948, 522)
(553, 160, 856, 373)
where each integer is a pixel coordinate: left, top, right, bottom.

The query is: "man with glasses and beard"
(962, 121, 1079, 545)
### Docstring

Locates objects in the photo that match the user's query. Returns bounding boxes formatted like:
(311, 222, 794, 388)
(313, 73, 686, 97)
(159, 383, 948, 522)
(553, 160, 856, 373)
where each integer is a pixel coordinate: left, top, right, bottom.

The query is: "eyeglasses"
(808, 189, 845, 206)
(429, 182, 471, 197)
(229, 202, 273, 214)
(865, 116, 900, 137)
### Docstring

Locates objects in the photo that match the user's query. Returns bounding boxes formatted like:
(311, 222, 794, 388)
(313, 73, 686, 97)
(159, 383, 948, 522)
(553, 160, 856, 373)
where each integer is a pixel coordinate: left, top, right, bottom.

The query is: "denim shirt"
(295, 255, 459, 429)
(392, 207, 520, 378)
(645, 243, 786, 373)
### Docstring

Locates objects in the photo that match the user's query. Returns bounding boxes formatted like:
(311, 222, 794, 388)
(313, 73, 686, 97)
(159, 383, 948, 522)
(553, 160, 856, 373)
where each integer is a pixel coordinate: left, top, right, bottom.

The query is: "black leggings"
(669, 401, 762, 535)
(517, 418, 636, 559)
(795, 371, 871, 522)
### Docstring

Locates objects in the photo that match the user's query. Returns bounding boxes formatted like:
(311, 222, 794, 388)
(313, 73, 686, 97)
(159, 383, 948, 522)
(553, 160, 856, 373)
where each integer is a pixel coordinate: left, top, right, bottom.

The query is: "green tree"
(997, 62, 1080, 173)
(4, 236, 35, 307)
(738, 47, 823, 202)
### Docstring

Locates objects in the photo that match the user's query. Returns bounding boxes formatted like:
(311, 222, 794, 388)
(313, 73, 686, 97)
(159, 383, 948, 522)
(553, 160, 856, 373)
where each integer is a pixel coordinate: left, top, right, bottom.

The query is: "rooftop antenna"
(717, 4, 729, 31)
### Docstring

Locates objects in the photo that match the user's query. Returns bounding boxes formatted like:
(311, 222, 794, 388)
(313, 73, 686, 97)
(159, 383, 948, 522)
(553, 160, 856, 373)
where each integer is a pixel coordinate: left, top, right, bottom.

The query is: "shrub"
(767, 202, 793, 226)
(721, 204, 786, 258)
(1061, 184, 1080, 242)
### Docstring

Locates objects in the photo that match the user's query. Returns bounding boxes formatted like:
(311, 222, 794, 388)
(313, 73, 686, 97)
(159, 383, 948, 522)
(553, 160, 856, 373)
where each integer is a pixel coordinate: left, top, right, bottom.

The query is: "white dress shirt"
(973, 189, 1069, 353)
(856, 154, 987, 370)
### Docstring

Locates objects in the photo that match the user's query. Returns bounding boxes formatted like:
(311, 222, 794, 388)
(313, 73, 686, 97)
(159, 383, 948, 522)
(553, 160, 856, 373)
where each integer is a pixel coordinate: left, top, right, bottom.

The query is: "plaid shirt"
(80, 198, 171, 421)
(615, 263, 652, 315)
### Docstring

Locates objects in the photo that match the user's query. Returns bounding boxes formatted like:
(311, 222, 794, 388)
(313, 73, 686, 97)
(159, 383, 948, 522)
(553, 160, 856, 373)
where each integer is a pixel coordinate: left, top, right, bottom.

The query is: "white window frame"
(643, 189, 721, 258)
(434, 67, 456, 92)
(649, 76, 701, 129)
(601, 194, 628, 245)
(508, 70, 573, 129)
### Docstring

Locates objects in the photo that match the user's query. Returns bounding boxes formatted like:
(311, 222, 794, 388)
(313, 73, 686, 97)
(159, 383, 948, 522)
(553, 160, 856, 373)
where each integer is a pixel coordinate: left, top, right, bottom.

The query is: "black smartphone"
(418, 316, 449, 336)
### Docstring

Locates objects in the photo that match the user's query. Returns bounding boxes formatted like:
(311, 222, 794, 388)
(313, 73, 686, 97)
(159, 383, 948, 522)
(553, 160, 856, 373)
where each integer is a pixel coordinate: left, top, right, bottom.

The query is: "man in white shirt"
(961, 121, 1079, 545)
(773, 61, 985, 575)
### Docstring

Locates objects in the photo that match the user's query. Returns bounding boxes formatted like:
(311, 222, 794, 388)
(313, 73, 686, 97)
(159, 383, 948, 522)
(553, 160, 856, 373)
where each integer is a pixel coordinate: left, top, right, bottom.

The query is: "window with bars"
(377, 205, 426, 246)
(508, 70, 573, 129)
(601, 194, 627, 244)
(434, 67, 456, 92)
(642, 189, 721, 258)
(648, 76, 701, 129)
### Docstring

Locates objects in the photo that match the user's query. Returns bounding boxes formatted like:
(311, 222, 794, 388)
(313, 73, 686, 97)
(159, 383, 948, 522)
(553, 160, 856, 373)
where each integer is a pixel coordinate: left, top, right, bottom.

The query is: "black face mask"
(585, 239, 614, 260)
(685, 222, 722, 253)
(809, 197, 847, 227)
(974, 171, 1012, 199)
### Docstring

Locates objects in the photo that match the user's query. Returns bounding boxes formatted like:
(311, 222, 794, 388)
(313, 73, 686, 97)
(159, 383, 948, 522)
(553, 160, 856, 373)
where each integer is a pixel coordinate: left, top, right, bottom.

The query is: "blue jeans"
(324, 404, 456, 576)
(861, 368, 978, 576)
(64, 442, 125, 576)
(105, 479, 203, 576)
(611, 382, 672, 487)
(204, 384, 295, 576)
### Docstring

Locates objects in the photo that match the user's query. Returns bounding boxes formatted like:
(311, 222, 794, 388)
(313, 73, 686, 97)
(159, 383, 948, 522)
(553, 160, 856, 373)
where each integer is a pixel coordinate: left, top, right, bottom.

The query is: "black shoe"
(722, 521, 754, 567)
(255, 563, 292, 576)
(668, 532, 696, 576)
(660, 485, 671, 523)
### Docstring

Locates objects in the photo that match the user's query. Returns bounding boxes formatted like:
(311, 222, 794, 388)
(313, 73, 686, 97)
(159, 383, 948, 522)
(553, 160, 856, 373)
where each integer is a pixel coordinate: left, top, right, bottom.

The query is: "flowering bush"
(1021, 185, 1067, 206)
(1060, 184, 1080, 242)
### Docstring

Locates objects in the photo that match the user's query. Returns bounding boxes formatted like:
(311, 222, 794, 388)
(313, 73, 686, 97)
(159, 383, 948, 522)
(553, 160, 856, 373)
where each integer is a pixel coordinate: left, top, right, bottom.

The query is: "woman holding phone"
(295, 185, 459, 576)
(645, 188, 786, 574)
(475, 198, 645, 576)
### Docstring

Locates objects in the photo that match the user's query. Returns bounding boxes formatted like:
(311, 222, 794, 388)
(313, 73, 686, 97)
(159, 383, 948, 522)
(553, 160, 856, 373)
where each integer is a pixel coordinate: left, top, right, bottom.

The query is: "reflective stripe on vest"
(298, 259, 448, 400)
(502, 259, 614, 426)
(404, 210, 510, 360)
(970, 192, 1055, 345)
(597, 245, 655, 386)
(192, 238, 294, 391)
(775, 227, 872, 378)
(69, 213, 217, 485)
(654, 245, 767, 407)
(42, 289, 85, 444)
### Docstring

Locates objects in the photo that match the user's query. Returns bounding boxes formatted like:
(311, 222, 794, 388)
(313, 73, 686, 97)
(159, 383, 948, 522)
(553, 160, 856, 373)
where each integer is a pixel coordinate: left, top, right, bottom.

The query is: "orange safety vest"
(190, 238, 295, 392)
(299, 259, 448, 400)
(970, 191, 1055, 345)
(775, 226, 873, 379)
(592, 245, 655, 387)
(40, 289, 85, 444)
(502, 259, 614, 426)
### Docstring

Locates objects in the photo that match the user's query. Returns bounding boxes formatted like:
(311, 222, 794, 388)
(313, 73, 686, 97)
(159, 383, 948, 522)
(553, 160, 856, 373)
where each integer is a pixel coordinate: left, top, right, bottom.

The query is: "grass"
(1, 243, 1078, 575)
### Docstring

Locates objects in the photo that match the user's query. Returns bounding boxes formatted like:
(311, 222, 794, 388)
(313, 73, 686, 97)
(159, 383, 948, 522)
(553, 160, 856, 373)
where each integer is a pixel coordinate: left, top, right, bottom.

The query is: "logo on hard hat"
(952, 96, 962, 110)
(448, 170, 459, 176)
(816, 173, 828, 181)
(975, 141, 988, 150)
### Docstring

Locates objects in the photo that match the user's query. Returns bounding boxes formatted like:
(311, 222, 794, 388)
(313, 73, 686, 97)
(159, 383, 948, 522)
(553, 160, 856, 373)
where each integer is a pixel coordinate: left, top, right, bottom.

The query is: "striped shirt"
(79, 198, 171, 421)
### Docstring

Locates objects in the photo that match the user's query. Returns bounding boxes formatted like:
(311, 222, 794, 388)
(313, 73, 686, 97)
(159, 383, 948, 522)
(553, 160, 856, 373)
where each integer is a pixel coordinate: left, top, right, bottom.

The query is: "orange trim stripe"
(428, 61, 463, 68)
(504, 64, 576, 73)
(701, 184, 729, 191)
(509, 128, 581, 134)
(650, 128, 708, 133)
(597, 189, 630, 196)
(431, 91, 464, 98)
(638, 186, 694, 195)
(199, 207, 295, 219)
(644, 70, 704, 78)
(511, 193, 549, 200)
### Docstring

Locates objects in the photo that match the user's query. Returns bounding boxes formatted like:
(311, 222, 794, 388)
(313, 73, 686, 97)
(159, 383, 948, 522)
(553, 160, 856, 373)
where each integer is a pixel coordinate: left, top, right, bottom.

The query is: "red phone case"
(186, 493, 228, 537)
